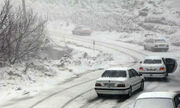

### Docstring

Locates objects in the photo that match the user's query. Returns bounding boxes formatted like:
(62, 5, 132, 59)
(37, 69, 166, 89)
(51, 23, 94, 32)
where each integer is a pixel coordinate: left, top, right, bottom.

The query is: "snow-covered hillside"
(15, 0, 179, 45)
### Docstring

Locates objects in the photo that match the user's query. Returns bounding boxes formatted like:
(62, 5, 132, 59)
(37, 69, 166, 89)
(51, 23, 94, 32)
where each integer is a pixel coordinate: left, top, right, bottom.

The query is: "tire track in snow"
(29, 31, 180, 108)
(28, 29, 153, 108)
(49, 35, 148, 108)
(29, 78, 97, 108)
(28, 43, 139, 108)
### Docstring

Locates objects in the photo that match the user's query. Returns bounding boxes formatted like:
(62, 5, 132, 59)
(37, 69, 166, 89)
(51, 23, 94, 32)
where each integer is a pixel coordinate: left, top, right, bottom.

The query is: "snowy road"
(1, 31, 180, 108)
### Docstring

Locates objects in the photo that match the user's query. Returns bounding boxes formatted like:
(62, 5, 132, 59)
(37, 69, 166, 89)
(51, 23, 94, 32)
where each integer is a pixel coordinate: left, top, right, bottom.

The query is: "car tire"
(139, 81, 144, 91)
(162, 77, 167, 81)
(97, 93, 103, 97)
(127, 87, 132, 98)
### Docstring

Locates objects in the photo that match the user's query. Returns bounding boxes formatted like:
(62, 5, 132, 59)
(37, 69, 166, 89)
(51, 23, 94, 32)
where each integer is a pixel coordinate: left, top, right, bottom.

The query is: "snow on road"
(0, 0, 180, 108)
(1, 28, 180, 108)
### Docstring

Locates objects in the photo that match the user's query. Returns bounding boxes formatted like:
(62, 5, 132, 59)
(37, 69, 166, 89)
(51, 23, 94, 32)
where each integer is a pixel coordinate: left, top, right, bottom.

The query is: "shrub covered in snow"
(0, 0, 46, 64)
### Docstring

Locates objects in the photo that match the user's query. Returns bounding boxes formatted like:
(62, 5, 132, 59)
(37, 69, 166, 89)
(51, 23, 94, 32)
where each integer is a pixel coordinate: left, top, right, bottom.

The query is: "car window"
(134, 98, 174, 108)
(128, 70, 134, 78)
(155, 39, 166, 43)
(144, 59, 162, 64)
(165, 58, 176, 64)
(131, 69, 139, 76)
(102, 70, 127, 77)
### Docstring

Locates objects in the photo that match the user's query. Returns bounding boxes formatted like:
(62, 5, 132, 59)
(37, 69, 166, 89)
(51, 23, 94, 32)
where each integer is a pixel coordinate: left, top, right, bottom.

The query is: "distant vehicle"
(95, 67, 144, 97)
(133, 92, 180, 108)
(144, 38, 169, 52)
(139, 8, 148, 16)
(72, 26, 92, 36)
(139, 56, 177, 79)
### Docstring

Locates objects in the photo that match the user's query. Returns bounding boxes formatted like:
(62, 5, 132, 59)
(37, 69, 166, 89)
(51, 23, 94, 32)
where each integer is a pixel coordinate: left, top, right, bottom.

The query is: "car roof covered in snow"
(144, 56, 163, 60)
(106, 67, 131, 71)
(137, 92, 177, 99)
(154, 37, 167, 40)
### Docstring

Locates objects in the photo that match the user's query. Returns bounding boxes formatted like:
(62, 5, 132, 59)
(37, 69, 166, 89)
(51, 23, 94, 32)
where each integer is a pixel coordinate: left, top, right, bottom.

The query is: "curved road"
(1, 31, 180, 108)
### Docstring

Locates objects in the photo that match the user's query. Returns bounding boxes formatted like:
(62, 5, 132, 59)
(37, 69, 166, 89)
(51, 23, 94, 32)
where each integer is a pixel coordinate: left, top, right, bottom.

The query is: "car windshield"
(144, 59, 162, 64)
(134, 98, 174, 108)
(102, 70, 127, 77)
(75, 26, 83, 29)
(155, 39, 166, 43)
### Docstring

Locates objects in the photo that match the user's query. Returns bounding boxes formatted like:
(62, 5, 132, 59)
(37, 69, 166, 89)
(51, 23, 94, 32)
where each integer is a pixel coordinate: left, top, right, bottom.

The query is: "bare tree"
(0, 0, 46, 64)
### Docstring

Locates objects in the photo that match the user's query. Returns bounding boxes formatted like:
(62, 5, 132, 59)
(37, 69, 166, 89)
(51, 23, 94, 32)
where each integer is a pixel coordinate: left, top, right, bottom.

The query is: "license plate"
(147, 68, 156, 71)
(109, 83, 115, 87)
(104, 83, 114, 87)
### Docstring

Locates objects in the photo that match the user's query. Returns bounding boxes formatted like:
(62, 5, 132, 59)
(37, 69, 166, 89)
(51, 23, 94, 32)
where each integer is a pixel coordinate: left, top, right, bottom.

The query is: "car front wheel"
(97, 93, 103, 97)
(127, 87, 132, 98)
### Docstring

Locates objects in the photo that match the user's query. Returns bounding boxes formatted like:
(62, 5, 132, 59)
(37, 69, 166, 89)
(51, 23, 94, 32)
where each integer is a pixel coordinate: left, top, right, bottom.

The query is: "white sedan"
(144, 38, 169, 52)
(134, 92, 180, 108)
(139, 56, 177, 79)
(95, 67, 144, 97)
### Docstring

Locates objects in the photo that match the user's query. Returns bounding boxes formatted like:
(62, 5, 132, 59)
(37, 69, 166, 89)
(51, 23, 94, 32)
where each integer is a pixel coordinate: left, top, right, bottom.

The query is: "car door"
(164, 58, 177, 73)
(128, 69, 136, 92)
(174, 94, 180, 108)
(131, 69, 142, 90)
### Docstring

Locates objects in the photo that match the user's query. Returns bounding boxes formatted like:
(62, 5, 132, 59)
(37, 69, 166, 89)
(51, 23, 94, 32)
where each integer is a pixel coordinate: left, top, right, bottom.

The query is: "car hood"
(96, 77, 128, 82)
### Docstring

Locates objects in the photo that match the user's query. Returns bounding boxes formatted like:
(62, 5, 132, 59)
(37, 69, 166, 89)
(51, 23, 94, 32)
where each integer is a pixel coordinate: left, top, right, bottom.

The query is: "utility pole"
(22, 0, 27, 20)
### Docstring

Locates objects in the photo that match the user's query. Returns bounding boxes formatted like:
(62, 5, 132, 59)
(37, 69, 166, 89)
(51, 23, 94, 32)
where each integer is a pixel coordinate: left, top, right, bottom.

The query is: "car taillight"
(160, 67, 165, 71)
(95, 83, 102, 86)
(117, 84, 125, 87)
(139, 67, 144, 71)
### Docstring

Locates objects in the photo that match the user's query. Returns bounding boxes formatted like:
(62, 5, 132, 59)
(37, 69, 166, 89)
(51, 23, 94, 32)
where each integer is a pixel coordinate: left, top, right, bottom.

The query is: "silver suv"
(144, 38, 169, 52)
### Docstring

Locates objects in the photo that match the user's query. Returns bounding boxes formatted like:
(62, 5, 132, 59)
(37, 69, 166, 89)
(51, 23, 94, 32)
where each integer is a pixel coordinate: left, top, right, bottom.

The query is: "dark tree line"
(0, 0, 46, 65)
